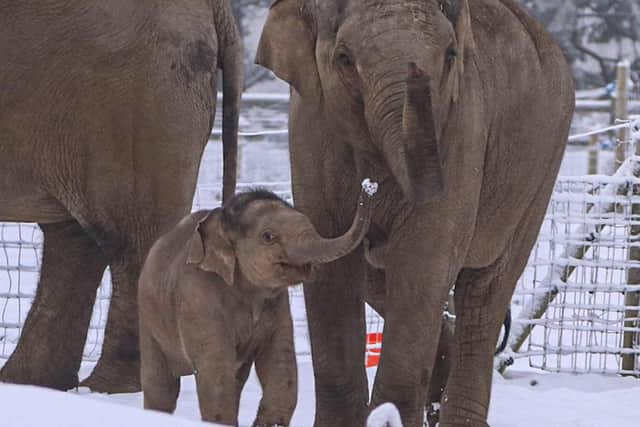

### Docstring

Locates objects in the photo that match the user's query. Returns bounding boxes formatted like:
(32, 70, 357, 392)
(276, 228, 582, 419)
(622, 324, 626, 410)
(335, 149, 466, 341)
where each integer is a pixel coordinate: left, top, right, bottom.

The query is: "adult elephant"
(0, 0, 241, 393)
(256, 0, 574, 426)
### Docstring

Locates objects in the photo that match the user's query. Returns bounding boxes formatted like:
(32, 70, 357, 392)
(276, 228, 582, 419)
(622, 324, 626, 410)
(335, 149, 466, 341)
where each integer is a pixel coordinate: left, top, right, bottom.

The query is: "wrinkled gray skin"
(138, 189, 374, 426)
(0, 0, 241, 393)
(256, 0, 574, 425)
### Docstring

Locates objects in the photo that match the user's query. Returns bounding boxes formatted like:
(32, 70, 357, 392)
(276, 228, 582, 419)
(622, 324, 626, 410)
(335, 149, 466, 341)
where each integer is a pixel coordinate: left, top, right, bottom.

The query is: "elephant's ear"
(255, 0, 321, 99)
(187, 210, 235, 286)
(441, 0, 474, 101)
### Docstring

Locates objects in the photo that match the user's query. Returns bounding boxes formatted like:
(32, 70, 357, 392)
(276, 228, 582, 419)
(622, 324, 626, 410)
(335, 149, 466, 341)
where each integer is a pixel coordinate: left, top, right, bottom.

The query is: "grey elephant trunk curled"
(287, 179, 378, 265)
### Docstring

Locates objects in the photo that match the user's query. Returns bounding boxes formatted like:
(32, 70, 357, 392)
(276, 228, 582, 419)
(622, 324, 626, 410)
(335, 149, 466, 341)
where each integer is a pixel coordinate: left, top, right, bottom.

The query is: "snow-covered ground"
(0, 383, 205, 427)
(2, 356, 639, 427)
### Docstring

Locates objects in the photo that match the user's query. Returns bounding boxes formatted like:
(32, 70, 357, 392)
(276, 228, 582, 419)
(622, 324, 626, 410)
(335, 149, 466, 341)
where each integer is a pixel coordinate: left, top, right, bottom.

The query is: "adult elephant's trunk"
(215, 0, 242, 203)
(287, 180, 378, 265)
(370, 62, 444, 204)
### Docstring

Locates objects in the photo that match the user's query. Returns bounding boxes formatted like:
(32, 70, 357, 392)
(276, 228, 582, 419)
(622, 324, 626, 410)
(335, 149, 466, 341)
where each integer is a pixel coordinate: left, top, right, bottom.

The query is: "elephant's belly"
(171, 357, 195, 378)
(0, 179, 70, 223)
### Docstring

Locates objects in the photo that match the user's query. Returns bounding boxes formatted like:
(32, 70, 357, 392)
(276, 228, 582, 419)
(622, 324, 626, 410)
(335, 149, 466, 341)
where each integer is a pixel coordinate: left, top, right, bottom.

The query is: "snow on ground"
(492, 362, 640, 427)
(0, 383, 207, 427)
(3, 356, 637, 427)
(367, 403, 403, 427)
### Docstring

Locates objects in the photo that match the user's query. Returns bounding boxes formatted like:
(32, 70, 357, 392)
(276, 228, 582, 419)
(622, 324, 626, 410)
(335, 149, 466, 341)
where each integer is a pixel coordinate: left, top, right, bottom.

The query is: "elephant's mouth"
(278, 261, 313, 281)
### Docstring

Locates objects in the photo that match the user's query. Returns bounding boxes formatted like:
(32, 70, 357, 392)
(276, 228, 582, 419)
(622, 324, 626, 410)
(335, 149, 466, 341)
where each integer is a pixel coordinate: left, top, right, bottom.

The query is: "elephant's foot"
(0, 355, 78, 391)
(314, 413, 367, 427)
(80, 357, 141, 393)
(313, 402, 368, 427)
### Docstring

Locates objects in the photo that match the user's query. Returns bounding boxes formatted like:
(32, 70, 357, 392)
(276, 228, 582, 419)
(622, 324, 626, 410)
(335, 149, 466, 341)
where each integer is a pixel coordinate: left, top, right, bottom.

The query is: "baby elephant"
(138, 181, 377, 426)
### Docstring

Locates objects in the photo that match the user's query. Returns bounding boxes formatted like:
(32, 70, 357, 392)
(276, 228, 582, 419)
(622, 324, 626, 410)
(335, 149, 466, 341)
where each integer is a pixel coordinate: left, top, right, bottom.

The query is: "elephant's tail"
(495, 308, 511, 355)
(216, 0, 242, 204)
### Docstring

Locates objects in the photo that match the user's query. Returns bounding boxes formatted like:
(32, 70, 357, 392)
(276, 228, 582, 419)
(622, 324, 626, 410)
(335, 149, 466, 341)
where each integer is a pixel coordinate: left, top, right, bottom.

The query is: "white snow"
(362, 178, 379, 197)
(367, 403, 403, 427)
(2, 357, 638, 427)
(0, 383, 210, 427)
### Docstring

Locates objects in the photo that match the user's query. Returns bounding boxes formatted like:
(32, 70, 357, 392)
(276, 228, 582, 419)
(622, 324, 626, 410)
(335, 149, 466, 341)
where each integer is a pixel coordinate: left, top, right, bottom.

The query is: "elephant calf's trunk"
(288, 179, 378, 265)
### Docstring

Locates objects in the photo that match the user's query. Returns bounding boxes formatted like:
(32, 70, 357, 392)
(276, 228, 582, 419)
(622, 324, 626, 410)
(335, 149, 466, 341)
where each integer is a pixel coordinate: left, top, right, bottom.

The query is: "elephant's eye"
(446, 46, 458, 61)
(261, 230, 277, 245)
(336, 51, 354, 69)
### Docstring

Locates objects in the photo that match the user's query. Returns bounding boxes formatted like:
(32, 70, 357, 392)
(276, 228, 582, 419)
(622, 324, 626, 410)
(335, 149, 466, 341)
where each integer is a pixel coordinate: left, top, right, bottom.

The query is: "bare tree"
(522, 0, 639, 90)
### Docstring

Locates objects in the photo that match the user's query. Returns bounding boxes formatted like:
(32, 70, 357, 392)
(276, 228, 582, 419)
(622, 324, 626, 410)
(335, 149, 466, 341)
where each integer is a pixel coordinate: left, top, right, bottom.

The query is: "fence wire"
(509, 168, 640, 375)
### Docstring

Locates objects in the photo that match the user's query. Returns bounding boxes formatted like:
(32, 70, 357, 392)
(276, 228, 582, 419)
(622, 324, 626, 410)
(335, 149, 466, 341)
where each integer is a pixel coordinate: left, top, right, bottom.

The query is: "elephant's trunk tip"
(408, 62, 424, 80)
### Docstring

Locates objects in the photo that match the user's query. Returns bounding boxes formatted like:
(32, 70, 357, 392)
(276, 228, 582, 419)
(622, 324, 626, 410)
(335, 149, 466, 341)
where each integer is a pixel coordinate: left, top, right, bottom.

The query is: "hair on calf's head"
(221, 189, 292, 234)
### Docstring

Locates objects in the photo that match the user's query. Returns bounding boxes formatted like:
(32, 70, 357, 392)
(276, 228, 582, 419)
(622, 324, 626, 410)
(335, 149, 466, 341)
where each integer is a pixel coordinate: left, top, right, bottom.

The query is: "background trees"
(523, 0, 639, 90)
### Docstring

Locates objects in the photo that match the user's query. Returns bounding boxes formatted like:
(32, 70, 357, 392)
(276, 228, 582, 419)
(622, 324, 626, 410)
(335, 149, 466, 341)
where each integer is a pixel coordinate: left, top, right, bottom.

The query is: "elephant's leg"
(195, 369, 240, 424)
(304, 250, 369, 427)
(425, 317, 455, 427)
(438, 260, 512, 427)
(81, 251, 144, 393)
(369, 257, 450, 427)
(0, 220, 107, 390)
(253, 298, 297, 426)
(141, 331, 180, 414)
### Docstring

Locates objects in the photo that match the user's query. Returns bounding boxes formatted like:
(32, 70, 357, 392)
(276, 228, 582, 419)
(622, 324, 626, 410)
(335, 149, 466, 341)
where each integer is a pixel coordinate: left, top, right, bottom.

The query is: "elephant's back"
(469, 0, 574, 99)
(0, 1, 152, 99)
(144, 210, 210, 273)
(463, 0, 574, 268)
(0, 1, 219, 220)
(0, 1, 218, 107)
(468, 0, 575, 180)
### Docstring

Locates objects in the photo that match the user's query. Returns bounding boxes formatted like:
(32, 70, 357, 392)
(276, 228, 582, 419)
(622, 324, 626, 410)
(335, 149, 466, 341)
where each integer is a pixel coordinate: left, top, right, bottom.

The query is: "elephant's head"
(256, 0, 474, 204)
(187, 180, 378, 288)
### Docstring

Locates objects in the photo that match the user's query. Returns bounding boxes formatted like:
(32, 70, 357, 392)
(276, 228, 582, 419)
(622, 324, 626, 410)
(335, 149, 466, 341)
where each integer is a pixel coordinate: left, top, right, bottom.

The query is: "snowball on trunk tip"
(362, 178, 379, 197)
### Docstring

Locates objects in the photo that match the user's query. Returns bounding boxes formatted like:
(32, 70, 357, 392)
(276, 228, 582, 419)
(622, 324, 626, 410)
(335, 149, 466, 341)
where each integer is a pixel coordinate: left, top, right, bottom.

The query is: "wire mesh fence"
(506, 158, 640, 375)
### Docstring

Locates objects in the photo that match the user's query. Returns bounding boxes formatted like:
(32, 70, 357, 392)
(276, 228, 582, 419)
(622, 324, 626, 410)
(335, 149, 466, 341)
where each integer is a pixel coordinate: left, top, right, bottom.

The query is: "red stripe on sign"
(366, 333, 383, 345)
(366, 354, 380, 368)
(366, 333, 383, 367)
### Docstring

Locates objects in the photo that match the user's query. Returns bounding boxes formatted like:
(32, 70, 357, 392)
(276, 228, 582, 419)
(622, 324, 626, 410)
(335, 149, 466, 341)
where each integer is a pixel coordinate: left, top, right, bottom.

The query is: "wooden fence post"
(622, 59, 639, 374)
(588, 134, 599, 174)
(615, 60, 630, 165)
(622, 220, 640, 374)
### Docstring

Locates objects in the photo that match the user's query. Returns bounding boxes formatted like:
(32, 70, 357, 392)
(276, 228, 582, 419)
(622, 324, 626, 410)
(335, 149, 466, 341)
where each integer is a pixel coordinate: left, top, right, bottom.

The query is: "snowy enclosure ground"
(1, 356, 638, 427)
